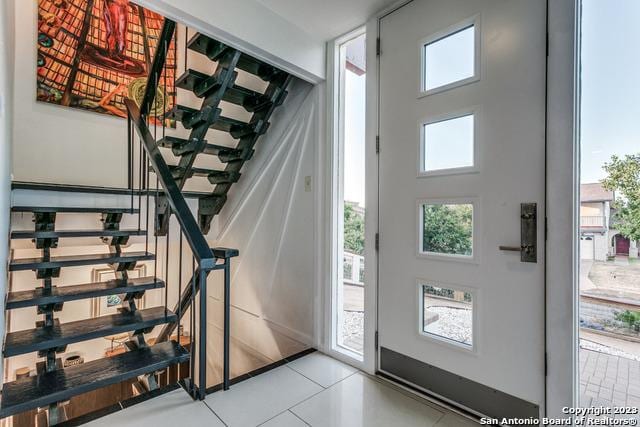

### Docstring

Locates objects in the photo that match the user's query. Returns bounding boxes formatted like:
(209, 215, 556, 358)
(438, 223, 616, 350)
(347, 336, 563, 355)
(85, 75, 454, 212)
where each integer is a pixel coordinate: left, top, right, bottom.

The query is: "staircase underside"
(149, 31, 293, 235)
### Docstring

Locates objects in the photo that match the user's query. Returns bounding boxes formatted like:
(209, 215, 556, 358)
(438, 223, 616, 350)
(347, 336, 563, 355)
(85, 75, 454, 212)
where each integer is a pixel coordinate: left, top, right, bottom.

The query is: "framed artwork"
(36, 0, 177, 122)
(91, 264, 147, 317)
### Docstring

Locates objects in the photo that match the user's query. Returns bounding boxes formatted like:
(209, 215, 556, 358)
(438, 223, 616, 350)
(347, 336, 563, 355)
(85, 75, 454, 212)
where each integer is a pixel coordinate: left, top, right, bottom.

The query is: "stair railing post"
(198, 267, 207, 399)
(223, 257, 231, 390)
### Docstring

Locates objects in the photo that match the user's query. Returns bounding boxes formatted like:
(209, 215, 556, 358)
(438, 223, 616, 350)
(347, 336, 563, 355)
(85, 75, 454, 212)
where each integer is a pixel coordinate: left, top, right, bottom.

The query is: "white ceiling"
(256, 0, 398, 41)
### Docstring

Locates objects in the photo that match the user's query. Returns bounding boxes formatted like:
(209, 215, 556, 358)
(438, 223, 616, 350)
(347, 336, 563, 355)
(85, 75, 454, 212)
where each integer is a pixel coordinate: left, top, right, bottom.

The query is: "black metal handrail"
(140, 20, 176, 118)
(124, 18, 239, 400)
(126, 99, 215, 269)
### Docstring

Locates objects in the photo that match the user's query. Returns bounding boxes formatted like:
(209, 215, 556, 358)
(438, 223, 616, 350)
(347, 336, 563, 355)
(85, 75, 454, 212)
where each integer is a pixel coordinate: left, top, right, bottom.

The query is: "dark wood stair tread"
(4, 307, 177, 357)
(166, 105, 264, 139)
(6, 277, 165, 310)
(175, 68, 210, 91)
(0, 340, 189, 418)
(187, 33, 282, 82)
(177, 69, 272, 112)
(11, 229, 146, 240)
(157, 136, 251, 162)
(12, 206, 139, 214)
(164, 104, 198, 122)
(9, 251, 154, 271)
(168, 166, 241, 184)
(157, 136, 206, 149)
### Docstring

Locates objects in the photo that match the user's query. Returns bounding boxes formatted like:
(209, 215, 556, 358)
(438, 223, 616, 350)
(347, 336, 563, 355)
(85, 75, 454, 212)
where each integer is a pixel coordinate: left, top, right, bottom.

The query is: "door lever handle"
(499, 246, 521, 252)
(499, 245, 535, 254)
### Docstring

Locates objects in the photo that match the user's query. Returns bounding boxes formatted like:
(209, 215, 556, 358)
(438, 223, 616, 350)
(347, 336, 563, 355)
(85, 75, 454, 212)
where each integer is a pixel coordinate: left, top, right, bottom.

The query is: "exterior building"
(580, 183, 637, 260)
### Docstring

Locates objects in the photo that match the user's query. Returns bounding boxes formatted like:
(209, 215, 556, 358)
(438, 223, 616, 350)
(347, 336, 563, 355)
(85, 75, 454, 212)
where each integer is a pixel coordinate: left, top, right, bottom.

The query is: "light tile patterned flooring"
(580, 348, 640, 409)
(87, 352, 479, 427)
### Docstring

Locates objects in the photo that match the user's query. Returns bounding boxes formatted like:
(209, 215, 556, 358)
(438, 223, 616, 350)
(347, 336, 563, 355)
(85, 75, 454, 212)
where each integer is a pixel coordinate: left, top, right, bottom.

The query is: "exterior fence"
(343, 251, 364, 286)
(580, 215, 606, 228)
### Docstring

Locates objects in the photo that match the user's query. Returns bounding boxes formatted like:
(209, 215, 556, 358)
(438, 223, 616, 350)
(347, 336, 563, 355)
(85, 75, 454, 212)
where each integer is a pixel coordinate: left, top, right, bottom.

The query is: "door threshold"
(376, 370, 484, 422)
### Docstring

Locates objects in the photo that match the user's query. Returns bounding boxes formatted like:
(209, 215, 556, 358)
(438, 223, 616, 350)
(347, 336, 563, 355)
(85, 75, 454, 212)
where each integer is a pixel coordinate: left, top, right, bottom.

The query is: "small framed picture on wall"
(91, 265, 147, 317)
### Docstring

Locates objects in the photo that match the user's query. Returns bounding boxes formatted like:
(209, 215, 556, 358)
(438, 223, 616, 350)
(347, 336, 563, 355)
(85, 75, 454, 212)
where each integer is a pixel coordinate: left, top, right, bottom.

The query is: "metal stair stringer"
(149, 29, 294, 236)
(156, 47, 242, 235)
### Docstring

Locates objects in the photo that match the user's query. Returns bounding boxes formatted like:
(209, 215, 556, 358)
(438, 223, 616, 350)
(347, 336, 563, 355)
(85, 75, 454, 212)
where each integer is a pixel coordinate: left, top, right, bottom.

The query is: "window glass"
(423, 114, 474, 172)
(422, 284, 473, 348)
(424, 25, 475, 91)
(421, 203, 473, 257)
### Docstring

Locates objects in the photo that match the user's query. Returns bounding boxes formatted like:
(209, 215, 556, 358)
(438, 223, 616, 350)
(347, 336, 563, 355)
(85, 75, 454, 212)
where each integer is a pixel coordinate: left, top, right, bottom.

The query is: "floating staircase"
(1, 19, 287, 425)
(0, 206, 186, 422)
(153, 31, 293, 235)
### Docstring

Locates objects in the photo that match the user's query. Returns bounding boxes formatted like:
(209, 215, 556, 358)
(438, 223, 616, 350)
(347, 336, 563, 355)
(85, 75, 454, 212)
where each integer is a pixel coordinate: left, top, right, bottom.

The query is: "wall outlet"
(304, 176, 312, 192)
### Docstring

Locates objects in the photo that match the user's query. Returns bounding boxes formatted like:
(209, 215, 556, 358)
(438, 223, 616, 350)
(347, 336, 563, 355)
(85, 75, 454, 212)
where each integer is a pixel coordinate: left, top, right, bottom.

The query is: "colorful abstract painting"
(36, 0, 176, 121)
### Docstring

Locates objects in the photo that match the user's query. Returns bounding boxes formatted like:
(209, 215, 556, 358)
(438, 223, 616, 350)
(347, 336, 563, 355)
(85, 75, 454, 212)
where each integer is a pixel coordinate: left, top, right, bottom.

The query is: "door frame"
(323, 26, 377, 373)
(364, 0, 579, 418)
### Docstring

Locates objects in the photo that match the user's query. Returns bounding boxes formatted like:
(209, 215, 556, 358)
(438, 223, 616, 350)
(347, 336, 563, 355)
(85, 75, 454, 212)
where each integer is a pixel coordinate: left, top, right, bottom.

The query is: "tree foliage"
(344, 204, 365, 255)
(422, 204, 472, 255)
(601, 154, 640, 241)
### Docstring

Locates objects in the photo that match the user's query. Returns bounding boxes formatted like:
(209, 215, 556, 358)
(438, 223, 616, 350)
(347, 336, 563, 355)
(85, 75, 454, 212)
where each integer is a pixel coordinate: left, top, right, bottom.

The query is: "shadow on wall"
(204, 79, 318, 379)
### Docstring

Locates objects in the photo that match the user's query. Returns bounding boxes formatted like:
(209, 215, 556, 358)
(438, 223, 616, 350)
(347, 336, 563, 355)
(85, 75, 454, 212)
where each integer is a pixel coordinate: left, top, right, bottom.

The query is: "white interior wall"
(12, 0, 129, 187)
(10, 3, 202, 188)
(138, 0, 325, 82)
(0, 0, 16, 390)
(204, 80, 318, 371)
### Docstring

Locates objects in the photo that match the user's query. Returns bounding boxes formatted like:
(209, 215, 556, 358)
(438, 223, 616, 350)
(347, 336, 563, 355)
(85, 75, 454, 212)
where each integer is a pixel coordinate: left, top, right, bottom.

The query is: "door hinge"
(376, 38, 381, 56)
(376, 135, 380, 154)
(375, 233, 380, 251)
(374, 331, 379, 349)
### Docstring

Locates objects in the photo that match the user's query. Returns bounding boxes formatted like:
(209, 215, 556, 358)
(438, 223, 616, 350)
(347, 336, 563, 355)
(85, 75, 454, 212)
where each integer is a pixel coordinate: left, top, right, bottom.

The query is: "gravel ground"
(342, 306, 640, 363)
(424, 306, 473, 346)
(580, 338, 640, 361)
(342, 311, 364, 343)
(341, 306, 474, 348)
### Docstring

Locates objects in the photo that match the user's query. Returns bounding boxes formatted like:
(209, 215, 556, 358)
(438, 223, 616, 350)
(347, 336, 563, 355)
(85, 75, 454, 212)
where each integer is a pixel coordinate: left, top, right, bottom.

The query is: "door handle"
(498, 203, 537, 263)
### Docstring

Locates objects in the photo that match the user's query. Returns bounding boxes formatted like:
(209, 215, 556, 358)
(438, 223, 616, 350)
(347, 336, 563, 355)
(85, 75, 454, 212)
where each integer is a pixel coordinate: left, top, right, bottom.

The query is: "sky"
(580, 0, 640, 184)
(343, 36, 366, 207)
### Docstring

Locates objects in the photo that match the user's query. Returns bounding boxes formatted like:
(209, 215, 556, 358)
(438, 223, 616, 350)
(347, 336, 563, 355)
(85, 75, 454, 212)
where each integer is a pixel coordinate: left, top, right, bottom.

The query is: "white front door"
(377, 0, 547, 417)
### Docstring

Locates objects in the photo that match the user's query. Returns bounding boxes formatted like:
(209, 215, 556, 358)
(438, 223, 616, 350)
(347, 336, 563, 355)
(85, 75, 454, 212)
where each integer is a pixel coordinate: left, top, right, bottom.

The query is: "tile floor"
(86, 352, 480, 427)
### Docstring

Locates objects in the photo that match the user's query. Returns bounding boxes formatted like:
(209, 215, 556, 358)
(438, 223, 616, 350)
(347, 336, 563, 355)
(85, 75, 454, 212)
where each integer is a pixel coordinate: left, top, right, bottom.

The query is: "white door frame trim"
(545, 0, 579, 417)
(323, 26, 376, 373)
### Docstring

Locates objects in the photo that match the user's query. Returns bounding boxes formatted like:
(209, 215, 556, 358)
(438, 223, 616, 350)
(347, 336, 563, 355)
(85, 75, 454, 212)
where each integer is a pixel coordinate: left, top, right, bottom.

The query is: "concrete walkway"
(580, 348, 640, 408)
(580, 259, 596, 291)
